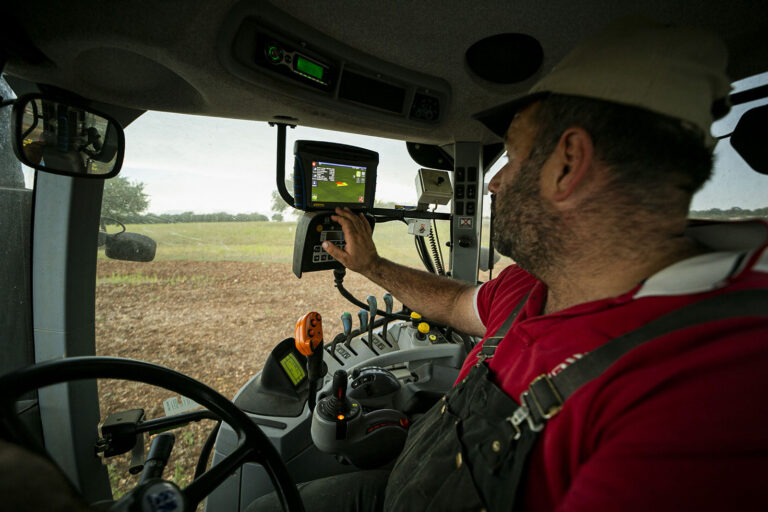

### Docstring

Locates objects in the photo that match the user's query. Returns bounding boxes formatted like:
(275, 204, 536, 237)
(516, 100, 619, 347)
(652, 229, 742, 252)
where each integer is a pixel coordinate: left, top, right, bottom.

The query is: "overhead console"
(217, 1, 449, 125)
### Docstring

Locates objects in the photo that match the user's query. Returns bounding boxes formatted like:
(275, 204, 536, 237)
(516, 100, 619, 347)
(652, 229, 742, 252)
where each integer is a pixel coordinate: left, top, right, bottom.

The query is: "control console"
(292, 211, 375, 277)
(311, 369, 408, 468)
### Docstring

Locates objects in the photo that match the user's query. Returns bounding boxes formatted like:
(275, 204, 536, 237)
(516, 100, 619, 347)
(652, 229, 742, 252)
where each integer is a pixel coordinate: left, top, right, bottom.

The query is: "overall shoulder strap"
(479, 291, 531, 359)
(511, 289, 768, 434)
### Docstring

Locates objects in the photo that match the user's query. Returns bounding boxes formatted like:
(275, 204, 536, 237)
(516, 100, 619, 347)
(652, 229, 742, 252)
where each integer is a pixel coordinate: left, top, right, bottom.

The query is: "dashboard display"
(293, 140, 378, 211)
(279, 353, 306, 386)
(311, 161, 367, 205)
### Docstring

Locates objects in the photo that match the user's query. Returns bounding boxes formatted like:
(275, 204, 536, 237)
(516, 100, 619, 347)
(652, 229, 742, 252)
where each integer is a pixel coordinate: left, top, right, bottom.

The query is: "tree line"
(111, 211, 270, 224)
(689, 207, 768, 220)
(103, 176, 767, 224)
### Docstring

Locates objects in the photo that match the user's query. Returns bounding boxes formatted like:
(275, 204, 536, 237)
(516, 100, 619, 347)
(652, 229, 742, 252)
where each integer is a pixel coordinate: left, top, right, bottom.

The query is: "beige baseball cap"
(474, 17, 732, 144)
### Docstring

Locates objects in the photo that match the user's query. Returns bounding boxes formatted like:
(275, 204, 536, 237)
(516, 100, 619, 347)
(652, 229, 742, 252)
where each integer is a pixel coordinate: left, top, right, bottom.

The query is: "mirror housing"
(730, 104, 768, 175)
(104, 232, 157, 262)
(11, 93, 125, 178)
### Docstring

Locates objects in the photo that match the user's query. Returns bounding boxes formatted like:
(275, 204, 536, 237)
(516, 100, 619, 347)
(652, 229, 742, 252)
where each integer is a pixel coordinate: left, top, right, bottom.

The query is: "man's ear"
(541, 127, 595, 203)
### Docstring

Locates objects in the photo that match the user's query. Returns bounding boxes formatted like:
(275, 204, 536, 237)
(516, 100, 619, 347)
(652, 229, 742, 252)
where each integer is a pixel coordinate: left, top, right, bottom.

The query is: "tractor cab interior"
(0, 1, 767, 511)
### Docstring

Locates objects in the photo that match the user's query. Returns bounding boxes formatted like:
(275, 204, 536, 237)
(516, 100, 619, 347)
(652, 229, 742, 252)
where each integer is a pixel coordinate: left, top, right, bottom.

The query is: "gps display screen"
(311, 161, 367, 206)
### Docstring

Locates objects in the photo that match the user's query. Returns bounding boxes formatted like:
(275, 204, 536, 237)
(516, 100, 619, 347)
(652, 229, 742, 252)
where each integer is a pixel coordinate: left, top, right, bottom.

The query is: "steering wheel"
(0, 356, 305, 512)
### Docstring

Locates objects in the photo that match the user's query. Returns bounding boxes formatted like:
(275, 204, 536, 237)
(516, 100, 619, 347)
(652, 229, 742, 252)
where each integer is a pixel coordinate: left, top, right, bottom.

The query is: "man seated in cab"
(314, 17, 768, 512)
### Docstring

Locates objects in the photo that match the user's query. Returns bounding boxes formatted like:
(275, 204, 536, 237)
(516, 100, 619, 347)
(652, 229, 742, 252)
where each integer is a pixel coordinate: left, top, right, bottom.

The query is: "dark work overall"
(384, 290, 767, 512)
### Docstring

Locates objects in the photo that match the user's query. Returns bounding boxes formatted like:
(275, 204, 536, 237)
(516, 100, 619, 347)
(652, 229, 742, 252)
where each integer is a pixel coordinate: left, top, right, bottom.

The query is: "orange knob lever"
(295, 311, 323, 356)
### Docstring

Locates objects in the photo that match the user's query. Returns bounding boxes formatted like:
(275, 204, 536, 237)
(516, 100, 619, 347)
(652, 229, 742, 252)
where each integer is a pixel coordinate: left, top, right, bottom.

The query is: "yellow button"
(428, 334, 437, 341)
(316, 225, 323, 232)
(417, 322, 430, 334)
(410, 312, 422, 320)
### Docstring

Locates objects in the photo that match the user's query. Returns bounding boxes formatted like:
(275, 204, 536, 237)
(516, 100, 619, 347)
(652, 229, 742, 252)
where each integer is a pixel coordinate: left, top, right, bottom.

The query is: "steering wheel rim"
(0, 356, 305, 512)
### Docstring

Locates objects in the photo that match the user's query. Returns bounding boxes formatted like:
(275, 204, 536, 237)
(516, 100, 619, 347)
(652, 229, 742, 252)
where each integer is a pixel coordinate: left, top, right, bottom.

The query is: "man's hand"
(323, 207, 380, 275)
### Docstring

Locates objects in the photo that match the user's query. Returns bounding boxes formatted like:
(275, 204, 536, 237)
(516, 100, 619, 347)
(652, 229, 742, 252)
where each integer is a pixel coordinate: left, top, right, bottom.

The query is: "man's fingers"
(358, 212, 372, 235)
(322, 240, 345, 262)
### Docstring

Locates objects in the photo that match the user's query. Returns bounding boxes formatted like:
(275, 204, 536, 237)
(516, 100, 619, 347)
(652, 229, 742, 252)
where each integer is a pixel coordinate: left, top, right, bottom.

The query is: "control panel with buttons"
(292, 211, 375, 278)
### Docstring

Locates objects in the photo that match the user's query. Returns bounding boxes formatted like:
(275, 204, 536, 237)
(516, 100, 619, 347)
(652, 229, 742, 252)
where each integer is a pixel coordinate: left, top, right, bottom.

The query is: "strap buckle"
(507, 402, 544, 440)
(527, 374, 564, 420)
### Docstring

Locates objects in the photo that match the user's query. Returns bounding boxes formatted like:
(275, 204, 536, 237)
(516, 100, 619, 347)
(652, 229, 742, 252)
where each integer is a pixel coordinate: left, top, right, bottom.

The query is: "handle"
(341, 312, 352, 336)
(383, 293, 393, 314)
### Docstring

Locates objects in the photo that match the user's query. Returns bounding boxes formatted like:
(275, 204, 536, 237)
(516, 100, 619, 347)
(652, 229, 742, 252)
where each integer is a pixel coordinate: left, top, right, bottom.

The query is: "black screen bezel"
(294, 141, 378, 212)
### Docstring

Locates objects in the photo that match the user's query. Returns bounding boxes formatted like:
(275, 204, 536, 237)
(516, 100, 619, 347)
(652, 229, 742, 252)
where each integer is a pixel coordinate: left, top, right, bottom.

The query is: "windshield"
(94, 115, 461, 495)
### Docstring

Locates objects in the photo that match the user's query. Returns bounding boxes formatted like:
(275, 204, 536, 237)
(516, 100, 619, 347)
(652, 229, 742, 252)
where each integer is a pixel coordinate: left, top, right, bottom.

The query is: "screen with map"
(311, 161, 367, 205)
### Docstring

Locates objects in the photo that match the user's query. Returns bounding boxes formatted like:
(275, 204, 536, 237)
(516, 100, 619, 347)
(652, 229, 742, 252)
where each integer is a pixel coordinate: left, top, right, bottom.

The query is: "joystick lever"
(295, 311, 324, 412)
(332, 369, 349, 413)
(329, 370, 350, 439)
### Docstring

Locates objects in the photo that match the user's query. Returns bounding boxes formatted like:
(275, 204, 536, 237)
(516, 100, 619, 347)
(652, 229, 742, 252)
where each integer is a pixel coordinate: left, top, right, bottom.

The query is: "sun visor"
(472, 92, 548, 139)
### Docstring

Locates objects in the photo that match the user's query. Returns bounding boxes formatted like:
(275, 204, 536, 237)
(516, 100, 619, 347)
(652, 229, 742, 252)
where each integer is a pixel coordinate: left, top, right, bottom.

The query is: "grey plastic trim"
(450, 142, 483, 282)
(32, 173, 111, 502)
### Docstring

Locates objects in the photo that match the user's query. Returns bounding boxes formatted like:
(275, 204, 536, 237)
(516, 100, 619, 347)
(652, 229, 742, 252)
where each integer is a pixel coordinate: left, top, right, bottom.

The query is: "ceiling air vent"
(410, 93, 440, 122)
(465, 33, 543, 84)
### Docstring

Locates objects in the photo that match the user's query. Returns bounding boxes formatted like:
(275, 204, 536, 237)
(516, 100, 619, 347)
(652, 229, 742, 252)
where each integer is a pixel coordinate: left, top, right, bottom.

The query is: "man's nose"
(488, 167, 503, 194)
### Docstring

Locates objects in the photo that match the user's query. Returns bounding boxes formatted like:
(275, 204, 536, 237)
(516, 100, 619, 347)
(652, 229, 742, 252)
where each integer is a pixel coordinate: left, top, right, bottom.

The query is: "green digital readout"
(279, 353, 306, 386)
(296, 57, 324, 80)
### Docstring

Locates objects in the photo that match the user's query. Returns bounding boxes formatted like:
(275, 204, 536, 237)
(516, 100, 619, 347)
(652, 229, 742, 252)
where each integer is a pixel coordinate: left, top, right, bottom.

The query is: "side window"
(692, 71, 768, 219)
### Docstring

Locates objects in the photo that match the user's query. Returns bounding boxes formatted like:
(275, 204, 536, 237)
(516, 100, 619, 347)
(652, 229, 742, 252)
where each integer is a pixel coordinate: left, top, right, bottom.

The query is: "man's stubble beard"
(491, 155, 564, 280)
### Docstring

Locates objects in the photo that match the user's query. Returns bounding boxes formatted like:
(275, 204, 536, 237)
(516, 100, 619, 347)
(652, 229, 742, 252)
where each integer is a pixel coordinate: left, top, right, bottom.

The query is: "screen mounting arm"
(270, 121, 296, 207)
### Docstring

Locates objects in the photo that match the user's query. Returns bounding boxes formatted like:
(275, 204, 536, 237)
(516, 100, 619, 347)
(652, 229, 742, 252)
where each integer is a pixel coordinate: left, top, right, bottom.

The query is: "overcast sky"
(117, 73, 768, 216)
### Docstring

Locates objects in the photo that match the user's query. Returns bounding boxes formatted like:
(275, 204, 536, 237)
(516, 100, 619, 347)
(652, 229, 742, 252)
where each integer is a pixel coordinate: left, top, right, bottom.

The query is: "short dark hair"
(529, 94, 713, 211)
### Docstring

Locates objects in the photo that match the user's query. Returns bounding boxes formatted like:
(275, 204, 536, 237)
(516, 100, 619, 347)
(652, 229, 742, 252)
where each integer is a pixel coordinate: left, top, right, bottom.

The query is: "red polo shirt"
(458, 220, 768, 511)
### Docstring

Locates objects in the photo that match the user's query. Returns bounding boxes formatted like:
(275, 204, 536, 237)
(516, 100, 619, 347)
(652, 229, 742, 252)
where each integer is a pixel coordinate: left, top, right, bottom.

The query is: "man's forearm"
(361, 257, 483, 335)
(322, 207, 485, 336)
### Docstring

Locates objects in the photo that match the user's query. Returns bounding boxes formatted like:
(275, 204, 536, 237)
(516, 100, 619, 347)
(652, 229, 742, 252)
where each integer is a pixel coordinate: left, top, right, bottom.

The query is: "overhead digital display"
(311, 161, 367, 205)
(295, 57, 325, 81)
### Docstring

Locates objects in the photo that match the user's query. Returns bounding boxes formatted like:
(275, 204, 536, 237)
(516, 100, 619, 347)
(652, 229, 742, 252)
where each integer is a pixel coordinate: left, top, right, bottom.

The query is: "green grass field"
(100, 219, 471, 268)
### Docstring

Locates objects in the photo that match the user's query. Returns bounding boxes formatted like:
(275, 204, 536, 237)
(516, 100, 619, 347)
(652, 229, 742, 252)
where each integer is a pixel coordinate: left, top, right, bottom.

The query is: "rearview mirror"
(11, 94, 125, 178)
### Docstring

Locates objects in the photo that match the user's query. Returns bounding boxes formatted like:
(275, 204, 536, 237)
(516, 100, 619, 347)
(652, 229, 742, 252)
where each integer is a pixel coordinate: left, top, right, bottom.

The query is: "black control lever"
(138, 433, 175, 485)
(366, 295, 377, 350)
(332, 370, 349, 440)
(382, 293, 394, 347)
(332, 370, 348, 411)
(128, 433, 145, 475)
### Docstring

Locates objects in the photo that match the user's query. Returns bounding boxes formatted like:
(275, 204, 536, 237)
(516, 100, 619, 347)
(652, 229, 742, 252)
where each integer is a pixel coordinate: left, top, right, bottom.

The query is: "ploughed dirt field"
(96, 259, 396, 498)
(95, 259, 503, 500)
